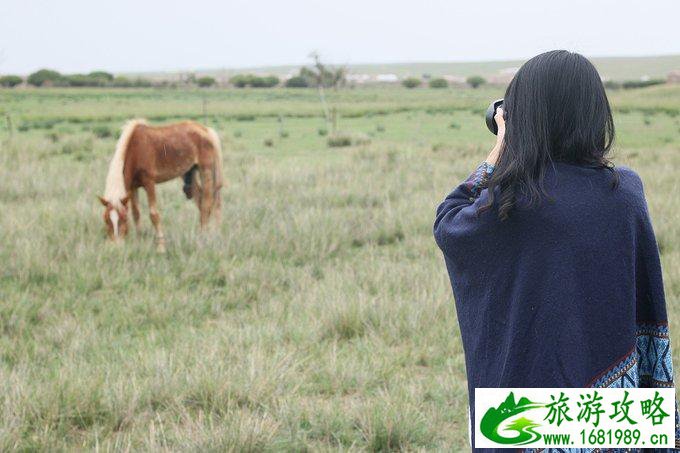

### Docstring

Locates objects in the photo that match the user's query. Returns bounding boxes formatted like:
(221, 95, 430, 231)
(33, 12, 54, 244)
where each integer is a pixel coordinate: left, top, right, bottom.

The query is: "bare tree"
(308, 51, 330, 125)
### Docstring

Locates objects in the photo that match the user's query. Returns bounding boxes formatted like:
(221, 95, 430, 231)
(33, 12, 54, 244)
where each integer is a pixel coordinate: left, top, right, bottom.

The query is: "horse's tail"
(206, 127, 223, 191)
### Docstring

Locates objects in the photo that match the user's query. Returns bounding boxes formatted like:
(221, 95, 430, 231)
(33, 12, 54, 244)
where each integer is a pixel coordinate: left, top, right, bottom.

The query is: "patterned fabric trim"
(464, 162, 494, 198)
(523, 323, 678, 453)
(589, 323, 673, 389)
(636, 323, 674, 387)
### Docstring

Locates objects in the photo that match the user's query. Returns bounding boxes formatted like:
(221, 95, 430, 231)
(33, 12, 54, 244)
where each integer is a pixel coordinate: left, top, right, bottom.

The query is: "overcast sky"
(1, 0, 679, 74)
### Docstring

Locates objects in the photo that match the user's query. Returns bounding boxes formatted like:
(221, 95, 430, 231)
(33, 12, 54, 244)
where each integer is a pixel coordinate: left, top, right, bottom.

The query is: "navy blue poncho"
(434, 162, 678, 452)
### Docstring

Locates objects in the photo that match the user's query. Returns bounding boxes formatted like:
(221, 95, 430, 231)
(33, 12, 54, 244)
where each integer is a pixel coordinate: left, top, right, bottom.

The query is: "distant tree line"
(0, 68, 669, 90)
(0, 69, 155, 88)
(401, 75, 488, 89)
(228, 54, 348, 89)
(604, 78, 666, 90)
(228, 55, 347, 89)
(0, 69, 218, 88)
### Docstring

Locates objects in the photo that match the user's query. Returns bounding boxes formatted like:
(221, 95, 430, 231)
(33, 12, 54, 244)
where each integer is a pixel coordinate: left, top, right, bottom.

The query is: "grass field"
(0, 85, 679, 451)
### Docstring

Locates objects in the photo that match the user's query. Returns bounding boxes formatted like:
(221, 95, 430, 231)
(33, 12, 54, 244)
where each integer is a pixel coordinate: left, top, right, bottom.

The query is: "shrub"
(294, 56, 347, 88)
(65, 74, 107, 87)
(603, 80, 622, 90)
(230, 74, 279, 88)
(0, 75, 23, 87)
(317, 127, 328, 136)
(429, 78, 448, 89)
(88, 71, 114, 82)
(92, 125, 113, 138)
(197, 76, 216, 88)
(466, 75, 486, 88)
(110, 76, 131, 87)
(69, 71, 115, 86)
(235, 114, 255, 122)
(251, 75, 279, 88)
(327, 132, 370, 147)
(265, 76, 280, 87)
(230, 74, 251, 88)
(264, 138, 274, 147)
(622, 79, 665, 89)
(131, 78, 153, 88)
(285, 76, 308, 88)
(27, 69, 64, 87)
(110, 76, 152, 88)
(327, 133, 352, 147)
(402, 78, 421, 89)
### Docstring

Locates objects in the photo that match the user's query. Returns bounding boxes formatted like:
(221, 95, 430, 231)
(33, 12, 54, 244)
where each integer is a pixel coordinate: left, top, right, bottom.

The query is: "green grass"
(0, 86, 679, 450)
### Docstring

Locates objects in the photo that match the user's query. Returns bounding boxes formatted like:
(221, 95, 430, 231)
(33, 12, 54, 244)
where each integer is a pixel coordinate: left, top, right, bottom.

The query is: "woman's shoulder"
(550, 162, 647, 209)
(614, 165, 646, 196)
(552, 162, 644, 192)
(615, 165, 642, 185)
(610, 165, 651, 216)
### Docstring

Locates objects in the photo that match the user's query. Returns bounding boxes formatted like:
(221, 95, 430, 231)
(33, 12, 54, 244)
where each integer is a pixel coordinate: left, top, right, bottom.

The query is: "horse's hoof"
(156, 243, 166, 253)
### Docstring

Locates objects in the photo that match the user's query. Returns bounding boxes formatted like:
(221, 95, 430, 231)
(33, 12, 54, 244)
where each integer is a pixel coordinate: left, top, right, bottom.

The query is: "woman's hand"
(485, 107, 505, 166)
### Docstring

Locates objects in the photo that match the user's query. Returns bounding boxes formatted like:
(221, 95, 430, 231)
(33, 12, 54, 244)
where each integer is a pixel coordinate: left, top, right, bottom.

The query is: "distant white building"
(442, 75, 466, 85)
(375, 74, 399, 83)
(346, 73, 372, 84)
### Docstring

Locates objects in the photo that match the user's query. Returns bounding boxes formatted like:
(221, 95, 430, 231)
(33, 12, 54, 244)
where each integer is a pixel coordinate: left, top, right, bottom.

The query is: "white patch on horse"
(110, 210, 119, 238)
(103, 118, 147, 210)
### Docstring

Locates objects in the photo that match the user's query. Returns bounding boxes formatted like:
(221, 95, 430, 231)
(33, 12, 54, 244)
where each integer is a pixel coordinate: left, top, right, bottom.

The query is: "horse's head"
(98, 195, 130, 242)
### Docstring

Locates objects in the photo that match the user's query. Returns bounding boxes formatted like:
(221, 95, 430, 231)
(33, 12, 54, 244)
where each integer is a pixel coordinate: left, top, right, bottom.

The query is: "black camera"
(485, 98, 504, 135)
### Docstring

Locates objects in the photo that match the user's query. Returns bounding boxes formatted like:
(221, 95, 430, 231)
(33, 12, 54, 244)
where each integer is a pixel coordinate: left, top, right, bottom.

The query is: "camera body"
(485, 98, 504, 135)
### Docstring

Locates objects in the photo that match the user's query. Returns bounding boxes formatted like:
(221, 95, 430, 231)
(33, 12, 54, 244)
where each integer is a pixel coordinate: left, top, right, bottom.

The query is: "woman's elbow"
(433, 218, 458, 255)
(434, 208, 481, 256)
(433, 222, 444, 250)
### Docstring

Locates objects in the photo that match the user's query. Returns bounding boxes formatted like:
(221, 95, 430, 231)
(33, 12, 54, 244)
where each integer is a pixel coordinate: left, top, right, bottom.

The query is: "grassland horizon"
(130, 53, 680, 83)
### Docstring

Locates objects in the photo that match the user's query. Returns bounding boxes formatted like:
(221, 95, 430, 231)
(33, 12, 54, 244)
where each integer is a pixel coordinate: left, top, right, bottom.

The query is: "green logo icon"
(480, 392, 545, 445)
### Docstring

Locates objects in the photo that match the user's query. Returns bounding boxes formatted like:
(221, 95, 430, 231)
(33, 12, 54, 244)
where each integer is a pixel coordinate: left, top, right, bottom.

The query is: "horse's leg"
(198, 165, 214, 229)
(212, 186, 222, 226)
(144, 180, 166, 252)
(190, 171, 202, 210)
(130, 188, 141, 234)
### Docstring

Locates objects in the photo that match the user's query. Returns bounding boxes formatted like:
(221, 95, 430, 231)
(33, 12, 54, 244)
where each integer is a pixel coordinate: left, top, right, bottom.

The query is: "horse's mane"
(104, 119, 147, 208)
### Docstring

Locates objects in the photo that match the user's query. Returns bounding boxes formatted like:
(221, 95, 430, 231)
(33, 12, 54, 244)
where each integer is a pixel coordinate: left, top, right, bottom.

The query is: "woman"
(433, 50, 678, 451)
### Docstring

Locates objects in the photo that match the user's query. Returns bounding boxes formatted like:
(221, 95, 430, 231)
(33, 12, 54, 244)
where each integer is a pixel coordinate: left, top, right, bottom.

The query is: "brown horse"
(99, 119, 223, 251)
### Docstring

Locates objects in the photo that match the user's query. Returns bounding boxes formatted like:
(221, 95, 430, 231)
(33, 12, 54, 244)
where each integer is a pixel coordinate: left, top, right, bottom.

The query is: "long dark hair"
(484, 50, 616, 220)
